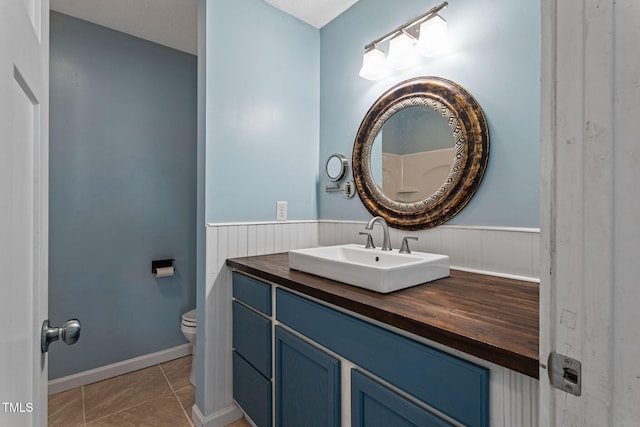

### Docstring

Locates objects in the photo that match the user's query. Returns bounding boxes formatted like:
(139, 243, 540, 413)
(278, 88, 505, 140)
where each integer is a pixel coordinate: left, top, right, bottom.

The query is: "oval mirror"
(353, 77, 489, 230)
(326, 153, 348, 182)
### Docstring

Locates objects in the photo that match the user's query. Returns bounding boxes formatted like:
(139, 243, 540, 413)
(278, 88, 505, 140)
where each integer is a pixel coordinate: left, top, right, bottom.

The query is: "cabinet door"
(275, 327, 340, 427)
(351, 370, 453, 427)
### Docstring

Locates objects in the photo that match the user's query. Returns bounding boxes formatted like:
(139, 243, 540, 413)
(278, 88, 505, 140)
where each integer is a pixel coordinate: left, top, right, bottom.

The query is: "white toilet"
(181, 309, 197, 387)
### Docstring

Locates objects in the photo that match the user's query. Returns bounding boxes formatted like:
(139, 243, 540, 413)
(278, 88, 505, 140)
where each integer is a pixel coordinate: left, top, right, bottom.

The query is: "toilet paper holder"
(152, 259, 174, 275)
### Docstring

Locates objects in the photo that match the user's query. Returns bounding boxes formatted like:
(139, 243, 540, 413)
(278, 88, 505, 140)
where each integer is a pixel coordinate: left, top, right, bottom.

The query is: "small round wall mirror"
(352, 76, 490, 230)
(326, 153, 348, 182)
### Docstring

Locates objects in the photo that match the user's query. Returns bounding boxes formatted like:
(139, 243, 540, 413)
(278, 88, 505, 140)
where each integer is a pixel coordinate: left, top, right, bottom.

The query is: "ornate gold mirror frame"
(352, 77, 490, 230)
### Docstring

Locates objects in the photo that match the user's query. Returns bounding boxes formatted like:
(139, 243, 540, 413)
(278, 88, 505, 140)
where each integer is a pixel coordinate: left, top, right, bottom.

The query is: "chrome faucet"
(365, 216, 392, 251)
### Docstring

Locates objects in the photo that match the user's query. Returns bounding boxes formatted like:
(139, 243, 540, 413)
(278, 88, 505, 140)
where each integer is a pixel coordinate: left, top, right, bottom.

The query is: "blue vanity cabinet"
(232, 272, 272, 427)
(275, 326, 341, 427)
(231, 269, 489, 427)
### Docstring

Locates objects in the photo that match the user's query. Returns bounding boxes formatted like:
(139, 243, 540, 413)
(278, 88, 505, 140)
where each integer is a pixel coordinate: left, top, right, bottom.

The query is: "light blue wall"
(49, 12, 197, 379)
(319, 0, 540, 227)
(204, 0, 320, 223)
(198, 0, 320, 410)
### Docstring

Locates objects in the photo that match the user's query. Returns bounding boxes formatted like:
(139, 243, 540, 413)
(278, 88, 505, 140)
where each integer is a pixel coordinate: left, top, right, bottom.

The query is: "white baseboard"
(48, 343, 192, 395)
(192, 402, 243, 427)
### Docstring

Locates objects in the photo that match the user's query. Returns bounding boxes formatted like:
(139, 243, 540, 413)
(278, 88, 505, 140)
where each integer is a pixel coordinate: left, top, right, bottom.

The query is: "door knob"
(41, 319, 81, 353)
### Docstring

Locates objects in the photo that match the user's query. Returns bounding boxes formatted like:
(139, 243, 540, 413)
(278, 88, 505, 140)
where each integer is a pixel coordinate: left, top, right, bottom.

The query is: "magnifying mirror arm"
(325, 184, 343, 192)
(325, 181, 356, 199)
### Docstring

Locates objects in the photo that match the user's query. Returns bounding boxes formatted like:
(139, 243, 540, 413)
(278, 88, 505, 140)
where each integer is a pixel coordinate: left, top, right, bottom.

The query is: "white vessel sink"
(288, 244, 450, 293)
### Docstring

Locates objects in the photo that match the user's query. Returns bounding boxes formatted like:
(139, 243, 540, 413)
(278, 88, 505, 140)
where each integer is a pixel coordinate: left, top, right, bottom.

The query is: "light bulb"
(416, 15, 449, 57)
(386, 32, 419, 70)
(359, 46, 390, 80)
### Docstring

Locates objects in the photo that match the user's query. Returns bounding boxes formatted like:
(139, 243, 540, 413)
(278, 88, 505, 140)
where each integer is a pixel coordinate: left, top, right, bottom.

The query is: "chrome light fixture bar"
(359, 2, 449, 80)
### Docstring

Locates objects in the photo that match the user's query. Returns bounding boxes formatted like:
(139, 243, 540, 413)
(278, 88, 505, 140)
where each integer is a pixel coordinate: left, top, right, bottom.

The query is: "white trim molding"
(191, 402, 243, 427)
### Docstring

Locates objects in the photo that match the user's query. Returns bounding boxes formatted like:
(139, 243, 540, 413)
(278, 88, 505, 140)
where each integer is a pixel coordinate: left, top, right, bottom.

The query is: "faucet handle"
(359, 232, 375, 249)
(399, 236, 418, 254)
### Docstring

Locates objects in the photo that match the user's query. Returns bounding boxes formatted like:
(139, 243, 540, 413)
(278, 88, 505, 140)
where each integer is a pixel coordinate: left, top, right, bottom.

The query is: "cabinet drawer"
(233, 351, 272, 427)
(351, 370, 452, 427)
(276, 288, 488, 427)
(233, 271, 272, 315)
(233, 301, 272, 378)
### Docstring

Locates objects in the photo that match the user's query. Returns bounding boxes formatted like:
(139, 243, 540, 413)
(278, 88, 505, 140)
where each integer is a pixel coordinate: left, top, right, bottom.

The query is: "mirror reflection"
(326, 154, 347, 182)
(370, 106, 455, 203)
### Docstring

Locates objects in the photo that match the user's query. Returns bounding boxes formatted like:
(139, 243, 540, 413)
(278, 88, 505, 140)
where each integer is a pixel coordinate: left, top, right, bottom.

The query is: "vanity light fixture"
(358, 1, 449, 80)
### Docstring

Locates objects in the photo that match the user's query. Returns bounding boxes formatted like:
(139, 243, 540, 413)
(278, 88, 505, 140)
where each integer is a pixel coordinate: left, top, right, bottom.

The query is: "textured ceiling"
(50, 0, 198, 55)
(264, 0, 359, 28)
(49, 0, 358, 56)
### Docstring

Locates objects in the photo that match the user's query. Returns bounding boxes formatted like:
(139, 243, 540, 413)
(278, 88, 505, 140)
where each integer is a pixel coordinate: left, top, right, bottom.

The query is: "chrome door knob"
(41, 319, 81, 353)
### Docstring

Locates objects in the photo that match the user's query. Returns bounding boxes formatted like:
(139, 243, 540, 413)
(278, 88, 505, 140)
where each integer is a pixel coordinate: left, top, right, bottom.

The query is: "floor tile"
(48, 387, 84, 427)
(160, 355, 192, 391)
(175, 385, 195, 415)
(83, 365, 172, 423)
(86, 394, 191, 427)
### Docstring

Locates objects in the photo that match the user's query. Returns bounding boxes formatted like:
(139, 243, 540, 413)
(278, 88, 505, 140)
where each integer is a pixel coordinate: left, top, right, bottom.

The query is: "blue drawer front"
(351, 370, 453, 427)
(233, 351, 272, 427)
(233, 272, 272, 315)
(276, 289, 489, 427)
(275, 327, 340, 427)
(233, 301, 272, 378)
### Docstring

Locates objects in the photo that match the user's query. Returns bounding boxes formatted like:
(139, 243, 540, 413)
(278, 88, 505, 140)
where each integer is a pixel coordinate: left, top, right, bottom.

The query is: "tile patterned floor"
(48, 356, 251, 427)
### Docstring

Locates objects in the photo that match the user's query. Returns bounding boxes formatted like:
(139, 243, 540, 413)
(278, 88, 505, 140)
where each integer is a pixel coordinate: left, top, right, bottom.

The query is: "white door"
(0, 0, 49, 426)
(540, 0, 640, 425)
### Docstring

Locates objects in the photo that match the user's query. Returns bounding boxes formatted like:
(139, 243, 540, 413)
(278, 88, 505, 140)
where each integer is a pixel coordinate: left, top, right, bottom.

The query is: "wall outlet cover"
(276, 201, 287, 221)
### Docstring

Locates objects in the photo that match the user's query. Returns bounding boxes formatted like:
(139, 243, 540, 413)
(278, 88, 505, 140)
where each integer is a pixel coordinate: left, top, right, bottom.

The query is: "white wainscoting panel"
(491, 367, 540, 427)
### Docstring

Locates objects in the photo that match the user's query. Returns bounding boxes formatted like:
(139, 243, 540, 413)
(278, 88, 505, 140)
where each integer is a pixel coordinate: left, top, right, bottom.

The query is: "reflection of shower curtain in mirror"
(383, 147, 455, 202)
(371, 133, 383, 186)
